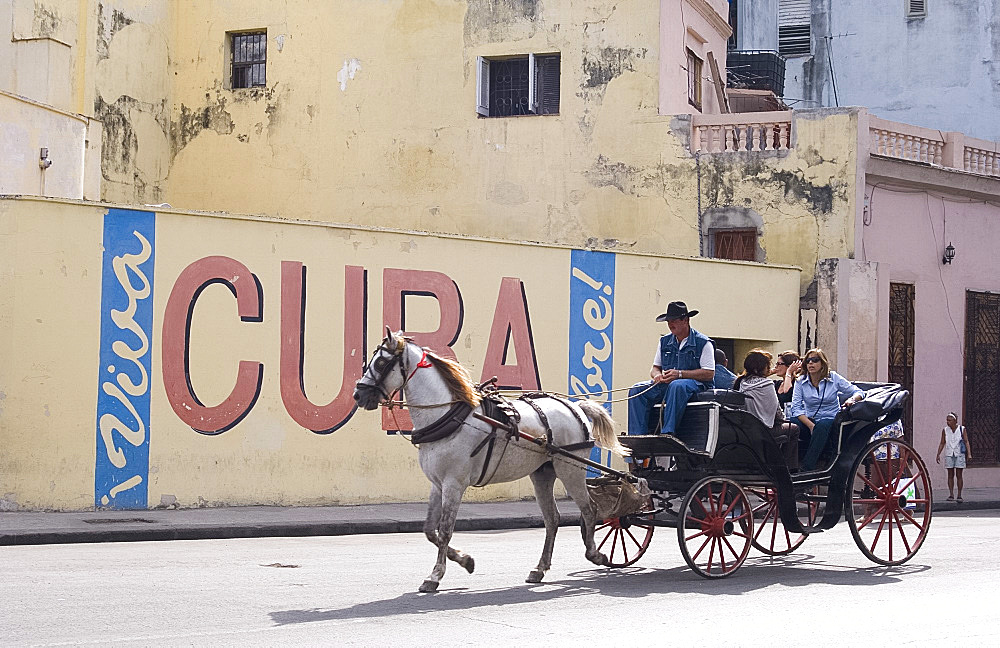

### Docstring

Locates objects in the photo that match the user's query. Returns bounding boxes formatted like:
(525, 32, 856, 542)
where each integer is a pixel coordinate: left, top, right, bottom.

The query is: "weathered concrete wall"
(0, 91, 102, 199)
(782, 0, 1000, 141)
(91, 0, 171, 205)
(0, 196, 799, 511)
(734, 0, 778, 50)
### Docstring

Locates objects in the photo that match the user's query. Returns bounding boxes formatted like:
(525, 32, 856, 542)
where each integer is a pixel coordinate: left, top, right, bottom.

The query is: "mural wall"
(0, 197, 799, 510)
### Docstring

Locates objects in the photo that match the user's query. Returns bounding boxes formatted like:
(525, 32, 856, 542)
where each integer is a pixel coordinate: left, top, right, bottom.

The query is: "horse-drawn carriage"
(354, 331, 932, 591)
(597, 383, 932, 578)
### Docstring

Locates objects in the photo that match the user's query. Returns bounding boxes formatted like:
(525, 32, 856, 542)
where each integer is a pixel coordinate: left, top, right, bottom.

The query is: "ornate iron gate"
(964, 291, 1000, 465)
(888, 283, 915, 444)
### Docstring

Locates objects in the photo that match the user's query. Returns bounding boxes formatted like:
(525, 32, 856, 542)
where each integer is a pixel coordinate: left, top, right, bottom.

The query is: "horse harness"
(466, 382, 595, 487)
(368, 339, 595, 487)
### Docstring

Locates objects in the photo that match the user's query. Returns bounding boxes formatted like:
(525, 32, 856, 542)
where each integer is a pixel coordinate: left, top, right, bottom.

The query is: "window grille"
(232, 31, 266, 89)
(964, 291, 1000, 465)
(888, 283, 915, 443)
(778, 0, 811, 56)
(712, 228, 757, 261)
(476, 54, 560, 117)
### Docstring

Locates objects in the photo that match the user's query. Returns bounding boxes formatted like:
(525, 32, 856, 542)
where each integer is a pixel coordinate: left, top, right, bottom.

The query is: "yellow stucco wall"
(0, 197, 799, 510)
(4, 1, 856, 296)
(63, 1, 853, 288)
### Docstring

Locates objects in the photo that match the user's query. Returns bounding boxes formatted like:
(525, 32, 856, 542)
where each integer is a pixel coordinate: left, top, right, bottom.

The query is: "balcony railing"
(869, 116, 1000, 178)
(691, 111, 793, 153)
(691, 111, 1000, 180)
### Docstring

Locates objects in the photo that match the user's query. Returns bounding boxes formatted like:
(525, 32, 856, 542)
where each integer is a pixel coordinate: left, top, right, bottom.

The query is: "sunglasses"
(775, 361, 788, 367)
(805, 357, 822, 364)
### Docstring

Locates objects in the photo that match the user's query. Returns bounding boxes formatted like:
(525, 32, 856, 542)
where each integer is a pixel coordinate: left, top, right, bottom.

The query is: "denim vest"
(658, 328, 713, 390)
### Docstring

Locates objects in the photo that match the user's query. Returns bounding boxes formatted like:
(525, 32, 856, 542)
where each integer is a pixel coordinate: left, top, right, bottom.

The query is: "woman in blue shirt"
(790, 348, 864, 471)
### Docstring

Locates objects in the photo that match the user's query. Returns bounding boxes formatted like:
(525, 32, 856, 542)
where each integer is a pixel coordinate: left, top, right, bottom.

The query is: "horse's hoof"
(460, 555, 475, 574)
(418, 580, 440, 593)
(525, 569, 545, 584)
(587, 552, 610, 567)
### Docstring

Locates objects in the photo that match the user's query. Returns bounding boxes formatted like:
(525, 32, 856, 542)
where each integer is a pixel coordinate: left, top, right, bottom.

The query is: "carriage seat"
(691, 389, 749, 409)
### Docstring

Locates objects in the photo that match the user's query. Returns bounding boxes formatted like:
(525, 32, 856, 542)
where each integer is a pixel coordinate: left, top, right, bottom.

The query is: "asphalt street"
(3, 511, 998, 647)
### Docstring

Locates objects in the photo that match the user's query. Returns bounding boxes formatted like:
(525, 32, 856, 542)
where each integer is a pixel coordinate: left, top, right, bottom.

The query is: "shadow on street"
(268, 553, 930, 626)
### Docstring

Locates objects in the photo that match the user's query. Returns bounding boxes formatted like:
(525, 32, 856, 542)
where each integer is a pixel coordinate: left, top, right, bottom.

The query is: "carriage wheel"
(595, 514, 655, 567)
(745, 487, 807, 556)
(678, 477, 753, 578)
(847, 439, 932, 566)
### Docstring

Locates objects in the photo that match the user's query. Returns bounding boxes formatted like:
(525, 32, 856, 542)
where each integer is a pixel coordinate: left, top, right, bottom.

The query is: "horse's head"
(353, 328, 411, 410)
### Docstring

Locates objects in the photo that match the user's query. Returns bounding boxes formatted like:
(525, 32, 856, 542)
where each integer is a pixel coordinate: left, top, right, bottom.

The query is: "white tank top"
(944, 425, 964, 456)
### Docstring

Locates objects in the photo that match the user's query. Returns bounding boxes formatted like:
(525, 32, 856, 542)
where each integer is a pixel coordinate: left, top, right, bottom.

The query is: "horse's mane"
(425, 351, 482, 408)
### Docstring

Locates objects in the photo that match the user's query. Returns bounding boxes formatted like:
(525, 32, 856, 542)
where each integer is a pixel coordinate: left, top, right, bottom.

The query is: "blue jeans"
(627, 379, 703, 435)
(800, 418, 836, 470)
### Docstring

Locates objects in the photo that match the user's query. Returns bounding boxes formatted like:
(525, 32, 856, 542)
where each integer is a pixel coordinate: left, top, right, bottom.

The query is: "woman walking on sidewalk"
(936, 412, 972, 502)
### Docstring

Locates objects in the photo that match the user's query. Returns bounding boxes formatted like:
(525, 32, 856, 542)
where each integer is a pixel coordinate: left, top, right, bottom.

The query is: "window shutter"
(476, 56, 490, 116)
(906, 0, 927, 18)
(536, 55, 560, 115)
(778, 0, 811, 56)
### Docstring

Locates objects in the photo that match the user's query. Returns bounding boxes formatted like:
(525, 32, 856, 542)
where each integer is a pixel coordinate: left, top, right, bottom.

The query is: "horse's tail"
(577, 399, 630, 456)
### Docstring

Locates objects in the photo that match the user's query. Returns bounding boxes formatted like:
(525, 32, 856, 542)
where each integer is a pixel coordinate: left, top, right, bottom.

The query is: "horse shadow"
(268, 554, 930, 627)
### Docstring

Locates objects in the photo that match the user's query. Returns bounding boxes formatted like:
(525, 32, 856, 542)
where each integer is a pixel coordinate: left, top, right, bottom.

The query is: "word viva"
(162, 256, 542, 435)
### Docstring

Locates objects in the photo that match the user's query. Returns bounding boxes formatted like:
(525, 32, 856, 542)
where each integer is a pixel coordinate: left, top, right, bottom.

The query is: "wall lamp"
(942, 242, 956, 265)
(39, 147, 52, 169)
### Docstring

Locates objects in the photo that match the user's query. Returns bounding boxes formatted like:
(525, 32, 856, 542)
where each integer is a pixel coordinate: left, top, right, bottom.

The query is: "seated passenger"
(733, 349, 780, 427)
(790, 348, 864, 471)
(771, 350, 801, 415)
(713, 349, 737, 390)
(627, 302, 715, 436)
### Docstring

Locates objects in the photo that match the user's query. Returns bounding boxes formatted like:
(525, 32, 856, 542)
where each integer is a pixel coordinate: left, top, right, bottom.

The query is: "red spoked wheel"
(678, 477, 754, 578)
(745, 487, 807, 556)
(596, 513, 655, 567)
(847, 439, 932, 566)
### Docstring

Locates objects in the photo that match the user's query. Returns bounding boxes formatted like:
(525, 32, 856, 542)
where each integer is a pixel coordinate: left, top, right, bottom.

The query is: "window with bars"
(712, 228, 758, 261)
(888, 283, 915, 444)
(778, 0, 811, 56)
(964, 291, 1000, 465)
(476, 54, 560, 117)
(687, 49, 703, 111)
(231, 31, 267, 89)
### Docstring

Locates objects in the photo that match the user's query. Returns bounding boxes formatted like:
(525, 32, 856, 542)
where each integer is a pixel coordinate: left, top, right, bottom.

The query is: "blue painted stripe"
(95, 209, 156, 509)
(567, 250, 616, 475)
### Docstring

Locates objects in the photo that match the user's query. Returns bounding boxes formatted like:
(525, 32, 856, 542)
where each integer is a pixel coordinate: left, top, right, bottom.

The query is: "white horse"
(353, 330, 626, 592)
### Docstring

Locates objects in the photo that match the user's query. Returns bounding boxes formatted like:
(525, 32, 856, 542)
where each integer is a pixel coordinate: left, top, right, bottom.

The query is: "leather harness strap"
(519, 394, 553, 444)
(409, 401, 474, 445)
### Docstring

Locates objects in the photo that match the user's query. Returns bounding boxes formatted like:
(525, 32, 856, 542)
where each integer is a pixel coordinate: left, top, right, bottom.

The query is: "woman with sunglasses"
(790, 348, 864, 471)
(771, 350, 801, 412)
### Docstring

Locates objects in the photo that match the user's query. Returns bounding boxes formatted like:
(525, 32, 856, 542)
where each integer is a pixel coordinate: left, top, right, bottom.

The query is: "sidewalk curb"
(2, 500, 996, 547)
(0, 514, 586, 546)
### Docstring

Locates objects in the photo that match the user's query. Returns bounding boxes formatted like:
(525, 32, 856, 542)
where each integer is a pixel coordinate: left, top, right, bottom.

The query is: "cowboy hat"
(655, 301, 699, 322)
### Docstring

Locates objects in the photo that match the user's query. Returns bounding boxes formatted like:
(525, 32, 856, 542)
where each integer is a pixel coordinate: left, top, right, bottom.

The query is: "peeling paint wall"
(91, 0, 171, 204)
(157, 0, 852, 291)
(6, 0, 857, 292)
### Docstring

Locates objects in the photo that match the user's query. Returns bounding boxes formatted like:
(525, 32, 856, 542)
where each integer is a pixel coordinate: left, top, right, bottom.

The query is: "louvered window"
(476, 53, 560, 117)
(231, 31, 266, 89)
(778, 0, 811, 56)
(906, 0, 927, 18)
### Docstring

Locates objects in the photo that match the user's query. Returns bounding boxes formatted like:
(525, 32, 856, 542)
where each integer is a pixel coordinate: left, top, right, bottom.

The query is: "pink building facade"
(860, 151, 1000, 489)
